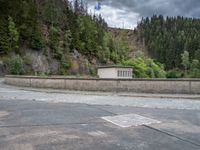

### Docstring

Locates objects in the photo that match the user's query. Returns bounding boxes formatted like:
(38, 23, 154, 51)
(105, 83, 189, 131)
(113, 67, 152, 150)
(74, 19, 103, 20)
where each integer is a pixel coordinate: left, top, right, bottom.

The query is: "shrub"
(8, 55, 24, 75)
(189, 59, 200, 78)
(123, 56, 166, 78)
(166, 70, 183, 78)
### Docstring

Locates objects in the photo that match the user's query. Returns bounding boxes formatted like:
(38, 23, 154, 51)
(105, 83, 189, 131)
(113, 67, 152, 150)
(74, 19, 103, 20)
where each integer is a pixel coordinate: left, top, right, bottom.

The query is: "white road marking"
(102, 114, 161, 128)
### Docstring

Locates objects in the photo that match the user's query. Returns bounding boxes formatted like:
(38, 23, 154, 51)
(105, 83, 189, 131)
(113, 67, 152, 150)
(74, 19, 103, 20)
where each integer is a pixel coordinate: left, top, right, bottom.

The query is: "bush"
(189, 69, 200, 78)
(146, 59, 166, 78)
(166, 70, 183, 78)
(8, 55, 24, 75)
(189, 59, 200, 78)
(123, 56, 166, 78)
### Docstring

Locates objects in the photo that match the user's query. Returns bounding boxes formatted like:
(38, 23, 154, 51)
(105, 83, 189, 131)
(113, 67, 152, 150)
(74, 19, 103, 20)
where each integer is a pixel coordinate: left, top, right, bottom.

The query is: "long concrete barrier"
(5, 75, 200, 94)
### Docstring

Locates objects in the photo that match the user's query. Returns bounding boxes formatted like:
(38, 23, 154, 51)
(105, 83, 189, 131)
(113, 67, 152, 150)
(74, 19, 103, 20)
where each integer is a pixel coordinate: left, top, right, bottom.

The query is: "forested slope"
(136, 15, 200, 70)
(0, 0, 129, 75)
(108, 15, 200, 78)
(0, 1, 199, 78)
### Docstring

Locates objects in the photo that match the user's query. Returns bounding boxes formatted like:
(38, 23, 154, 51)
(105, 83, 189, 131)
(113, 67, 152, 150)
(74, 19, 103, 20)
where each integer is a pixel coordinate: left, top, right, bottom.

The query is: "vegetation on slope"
(135, 15, 200, 77)
(0, 1, 199, 78)
(0, 0, 129, 75)
(136, 15, 200, 69)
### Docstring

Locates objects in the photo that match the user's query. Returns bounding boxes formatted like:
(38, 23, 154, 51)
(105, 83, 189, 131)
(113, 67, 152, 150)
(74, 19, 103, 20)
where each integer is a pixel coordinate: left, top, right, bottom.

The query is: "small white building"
(97, 65, 133, 79)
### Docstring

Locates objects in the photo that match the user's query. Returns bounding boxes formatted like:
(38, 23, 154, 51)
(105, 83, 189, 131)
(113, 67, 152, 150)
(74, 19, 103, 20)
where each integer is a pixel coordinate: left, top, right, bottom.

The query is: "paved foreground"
(0, 80, 200, 150)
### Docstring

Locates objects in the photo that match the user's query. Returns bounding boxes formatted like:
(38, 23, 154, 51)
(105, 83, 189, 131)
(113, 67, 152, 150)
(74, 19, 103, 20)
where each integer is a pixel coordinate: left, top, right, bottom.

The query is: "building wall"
(115, 68, 133, 79)
(98, 68, 133, 79)
(98, 68, 118, 79)
(5, 76, 200, 94)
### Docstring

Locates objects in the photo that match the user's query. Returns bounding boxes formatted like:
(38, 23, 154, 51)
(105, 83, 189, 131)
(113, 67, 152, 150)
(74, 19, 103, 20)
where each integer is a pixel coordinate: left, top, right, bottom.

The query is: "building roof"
(98, 65, 133, 69)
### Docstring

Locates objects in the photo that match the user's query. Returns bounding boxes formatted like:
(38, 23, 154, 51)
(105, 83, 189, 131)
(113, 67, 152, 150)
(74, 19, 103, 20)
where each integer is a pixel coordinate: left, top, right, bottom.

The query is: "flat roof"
(98, 65, 133, 69)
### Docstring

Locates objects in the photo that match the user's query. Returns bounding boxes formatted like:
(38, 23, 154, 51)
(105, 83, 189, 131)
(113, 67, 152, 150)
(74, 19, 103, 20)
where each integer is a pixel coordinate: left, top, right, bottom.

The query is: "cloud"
(87, 3, 140, 29)
(85, 0, 200, 29)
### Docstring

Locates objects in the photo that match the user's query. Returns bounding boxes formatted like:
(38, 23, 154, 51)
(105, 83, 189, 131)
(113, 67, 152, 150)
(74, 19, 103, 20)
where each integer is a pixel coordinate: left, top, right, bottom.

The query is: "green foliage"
(112, 37, 129, 63)
(43, 0, 63, 25)
(8, 16, 19, 53)
(8, 55, 24, 75)
(63, 30, 72, 52)
(0, 23, 9, 54)
(181, 51, 190, 71)
(49, 26, 63, 59)
(123, 52, 166, 78)
(123, 58, 148, 78)
(195, 49, 200, 62)
(135, 50, 145, 59)
(166, 69, 183, 78)
(146, 59, 166, 78)
(30, 28, 44, 50)
(166, 53, 200, 78)
(0, 0, 129, 76)
(189, 59, 200, 78)
(59, 54, 71, 75)
(86, 61, 96, 76)
(137, 15, 200, 69)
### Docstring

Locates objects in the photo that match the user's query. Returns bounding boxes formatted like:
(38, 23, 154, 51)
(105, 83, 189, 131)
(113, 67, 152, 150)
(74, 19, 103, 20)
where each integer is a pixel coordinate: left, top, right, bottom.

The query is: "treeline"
(0, 0, 129, 75)
(136, 15, 200, 70)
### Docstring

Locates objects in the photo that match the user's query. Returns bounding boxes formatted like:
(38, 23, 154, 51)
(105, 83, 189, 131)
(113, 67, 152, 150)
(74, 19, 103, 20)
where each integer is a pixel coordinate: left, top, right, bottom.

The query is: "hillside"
(109, 15, 200, 78)
(136, 15, 200, 70)
(0, 0, 130, 76)
(107, 27, 147, 58)
(1, 1, 199, 78)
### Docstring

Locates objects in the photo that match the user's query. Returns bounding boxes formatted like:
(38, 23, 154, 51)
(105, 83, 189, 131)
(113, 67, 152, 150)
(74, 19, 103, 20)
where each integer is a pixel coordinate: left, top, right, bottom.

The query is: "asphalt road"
(0, 80, 200, 150)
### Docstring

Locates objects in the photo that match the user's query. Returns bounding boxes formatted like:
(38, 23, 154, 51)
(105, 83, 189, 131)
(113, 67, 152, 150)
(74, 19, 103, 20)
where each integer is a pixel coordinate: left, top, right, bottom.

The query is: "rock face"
(68, 49, 94, 75)
(25, 49, 50, 73)
(0, 48, 100, 76)
(24, 49, 96, 76)
(25, 49, 60, 74)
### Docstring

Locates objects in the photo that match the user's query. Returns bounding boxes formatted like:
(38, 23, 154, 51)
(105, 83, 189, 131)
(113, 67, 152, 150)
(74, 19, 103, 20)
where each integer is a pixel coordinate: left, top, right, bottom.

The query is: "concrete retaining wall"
(5, 75, 200, 94)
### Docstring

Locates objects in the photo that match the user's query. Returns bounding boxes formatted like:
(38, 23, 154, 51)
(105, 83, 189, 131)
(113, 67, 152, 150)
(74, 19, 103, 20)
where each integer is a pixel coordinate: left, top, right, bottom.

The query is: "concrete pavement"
(0, 79, 200, 149)
(0, 100, 200, 150)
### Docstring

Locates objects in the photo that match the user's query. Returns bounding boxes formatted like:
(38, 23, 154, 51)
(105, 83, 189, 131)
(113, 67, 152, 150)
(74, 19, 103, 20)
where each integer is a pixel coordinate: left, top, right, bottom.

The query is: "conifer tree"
(181, 51, 190, 73)
(8, 16, 19, 53)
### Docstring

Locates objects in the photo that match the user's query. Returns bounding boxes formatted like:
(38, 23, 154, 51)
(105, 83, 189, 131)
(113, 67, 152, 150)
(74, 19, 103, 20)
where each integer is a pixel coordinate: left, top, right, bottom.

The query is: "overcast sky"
(84, 0, 200, 29)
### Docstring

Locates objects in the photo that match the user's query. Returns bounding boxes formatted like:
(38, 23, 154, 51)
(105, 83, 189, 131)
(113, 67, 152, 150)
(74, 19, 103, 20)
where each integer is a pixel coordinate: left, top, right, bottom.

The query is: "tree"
(195, 49, 200, 62)
(0, 23, 9, 54)
(137, 15, 200, 70)
(63, 30, 72, 52)
(31, 28, 44, 50)
(8, 16, 19, 53)
(123, 56, 166, 78)
(8, 55, 24, 75)
(49, 26, 62, 59)
(190, 59, 200, 78)
(181, 51, 190, 72)
(44, 0, 61, 25)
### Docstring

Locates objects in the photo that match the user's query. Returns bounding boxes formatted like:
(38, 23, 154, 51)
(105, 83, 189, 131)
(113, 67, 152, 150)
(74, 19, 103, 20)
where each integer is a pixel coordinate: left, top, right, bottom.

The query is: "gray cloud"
(85, 0, 200, 28)
(86, 0, 200, 17)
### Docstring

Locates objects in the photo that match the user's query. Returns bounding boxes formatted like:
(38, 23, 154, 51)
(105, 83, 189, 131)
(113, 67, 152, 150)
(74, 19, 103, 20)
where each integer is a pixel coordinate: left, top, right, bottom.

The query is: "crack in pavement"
(143, 125, 200, 147)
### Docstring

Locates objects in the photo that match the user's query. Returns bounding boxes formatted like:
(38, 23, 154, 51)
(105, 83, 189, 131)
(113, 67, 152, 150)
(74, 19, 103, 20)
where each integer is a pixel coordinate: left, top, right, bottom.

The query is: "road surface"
(0, 79, 200, 150)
